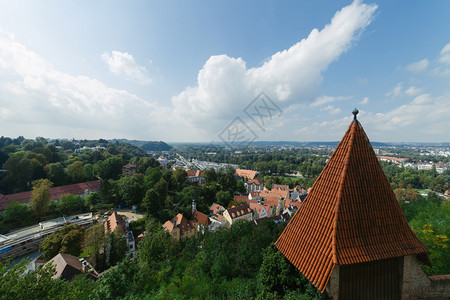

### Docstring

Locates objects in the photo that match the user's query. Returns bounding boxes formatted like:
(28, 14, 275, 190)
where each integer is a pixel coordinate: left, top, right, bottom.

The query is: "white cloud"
(405, 86, 421, 97)
(310, 95, 349, 107)
(172, 0, 377, 129)
(0, 1, 381, 142)
(369, 93, 450, 140)
(0, 26, 167, 139)
(321, 105, 342, 115)
(359, 97, 370, 105)
(386, 83, 403, 98)
(386, 83, 421, 98)
(439, 43, 450, 64)
(101, 51, 152, 85)
(405, 59, 429, 72)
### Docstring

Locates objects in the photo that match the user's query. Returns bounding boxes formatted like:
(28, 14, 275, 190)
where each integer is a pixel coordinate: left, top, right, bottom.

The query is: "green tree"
(68, 161, 85, 183)
(47, 162, 68, 186)
(40, 224, 85, 260)
(257, 244, 318, 299)
(55, 194, 86, 216)
(30, 179, 53, 221)
(3, 201, 33, 229)
(107, 228, 128, 266)
(94, 157, 123, 180)
(216, 190, 232, 207)
(84, 223, 107, 271)
(117, 175, 145, 206)
(142, 189, 161, 215)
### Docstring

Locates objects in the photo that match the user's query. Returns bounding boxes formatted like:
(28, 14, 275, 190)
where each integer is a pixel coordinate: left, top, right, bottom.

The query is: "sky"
(0, 0, 449, 143)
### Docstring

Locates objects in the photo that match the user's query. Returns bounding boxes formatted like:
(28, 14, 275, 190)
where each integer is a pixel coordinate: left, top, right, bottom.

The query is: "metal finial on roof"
(352, 108, 359, 121)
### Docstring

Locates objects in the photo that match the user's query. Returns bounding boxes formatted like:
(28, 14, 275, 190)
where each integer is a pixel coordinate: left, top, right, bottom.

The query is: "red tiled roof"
(226, 204, 252, 219)
(275, 118, 429, 292)
(163, 213, 193, 233)
(235, 169, 257, 180)
(209, 202, 225, 215)
(233, 195, 248, 203)
(0, 180, 100, 210)
(248, 178, 263, 185)
(104, 211, 127, 234)
(192, 210, 211, 226)
(249, 203, 265, 216)
(260, 189, 289, 203)
(186, 169, 204, 177)
(272, 184, 289, 191)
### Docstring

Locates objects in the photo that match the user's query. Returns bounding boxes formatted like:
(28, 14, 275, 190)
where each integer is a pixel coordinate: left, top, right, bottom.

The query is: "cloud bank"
(101, 51, 152, 85)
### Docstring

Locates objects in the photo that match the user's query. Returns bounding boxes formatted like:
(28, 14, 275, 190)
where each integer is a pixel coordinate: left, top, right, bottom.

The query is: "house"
(223, 204, 253, 228)
(209, 202, 225, 216)
(248, 192, 262, 201)
(254, 212, 290, 225)
(272, 184, 289, 191)
(208, 203, 227, 230)
(104, 211, 135, 256)
(282, 197, 302, 216)
(275, 110, 450, 299)
(260, 189, 289, 216)
(122, 163, 137, 176)
(192, 210, 212, 233)
(163, 213, 196, 240)
(246, 178, 264, 193)
(233, 195, 249, 204)
(248, 203, 269, 220)
(234, 169, 257, 181)
(45, 253, 97, 281)
(0, 180, 101, 211)
(186, 169, 205, 185)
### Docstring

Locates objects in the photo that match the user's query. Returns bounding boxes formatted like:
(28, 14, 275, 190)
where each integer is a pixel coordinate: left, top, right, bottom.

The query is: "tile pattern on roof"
(235, 169, 257, 180)
(105, 211, 127, 234)
(192, 210, 211, 226)
(226, 204, 252, 219)
(275, 120, 429, 292)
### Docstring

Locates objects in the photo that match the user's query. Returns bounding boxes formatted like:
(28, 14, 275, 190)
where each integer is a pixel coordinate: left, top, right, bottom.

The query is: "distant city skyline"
(0, 0, 449, 143)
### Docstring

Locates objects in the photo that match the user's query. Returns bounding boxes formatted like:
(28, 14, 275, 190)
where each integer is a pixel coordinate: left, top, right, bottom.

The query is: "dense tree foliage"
(30, 179, 53, 221)
(40, 224, 85, 260)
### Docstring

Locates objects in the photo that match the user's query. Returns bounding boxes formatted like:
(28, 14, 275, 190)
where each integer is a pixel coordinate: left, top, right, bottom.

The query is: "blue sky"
(0, 0, 449, 143)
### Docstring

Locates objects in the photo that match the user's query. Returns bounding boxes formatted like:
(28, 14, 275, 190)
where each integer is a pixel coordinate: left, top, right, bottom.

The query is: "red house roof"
(275, 114, 429, 292)
(0, 180, 100, 210)
(235, 169, 257, 180)
(104, 211, 127, 234)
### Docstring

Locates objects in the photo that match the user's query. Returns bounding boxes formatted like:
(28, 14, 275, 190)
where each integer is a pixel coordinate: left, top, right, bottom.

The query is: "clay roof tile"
(275, 116, 429, 292)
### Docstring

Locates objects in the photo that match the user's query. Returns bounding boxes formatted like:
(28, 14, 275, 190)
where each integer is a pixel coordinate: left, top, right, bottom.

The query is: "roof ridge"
(331, 121, 357, 265)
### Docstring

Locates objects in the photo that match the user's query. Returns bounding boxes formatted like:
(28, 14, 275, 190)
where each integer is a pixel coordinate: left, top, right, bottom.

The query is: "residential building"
(234, 169, 257, 181)
(246, 178, 264, 193)
(122, 163, 137, 176)
(186, 169, 205, 185)
(104, 211, 135, 256)
(192, 210, 212, 233)
(275, 111, 449, 299)
(223, 204, 252, 228)
(45, 253, 97, 281)
(272, 184, 289, 191)
(248, 192, 261, 201)
(163, 213, 196, 240)
(248, 203, 269, 220)
(209, 202, 225, 216)
(0, 180, 100, 211)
